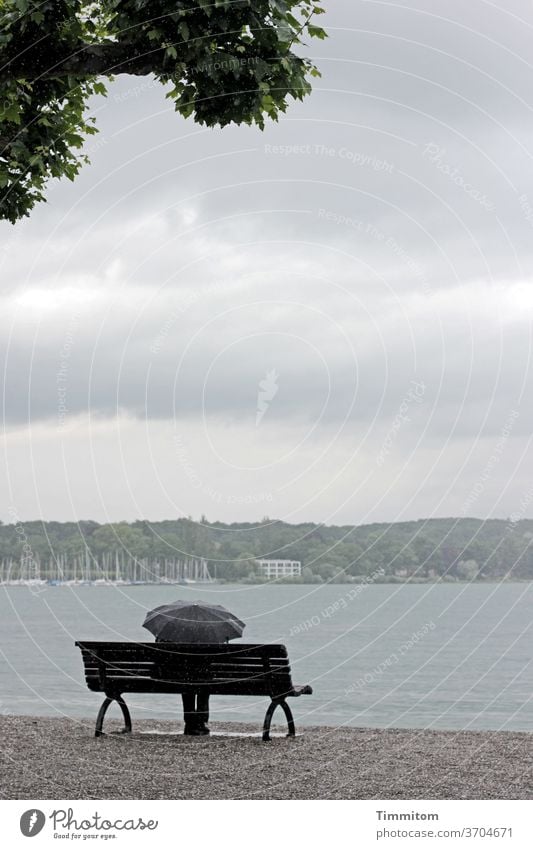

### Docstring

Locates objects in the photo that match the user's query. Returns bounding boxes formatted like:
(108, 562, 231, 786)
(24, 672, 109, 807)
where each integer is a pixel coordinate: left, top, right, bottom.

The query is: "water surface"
(1, 582, 531, 730)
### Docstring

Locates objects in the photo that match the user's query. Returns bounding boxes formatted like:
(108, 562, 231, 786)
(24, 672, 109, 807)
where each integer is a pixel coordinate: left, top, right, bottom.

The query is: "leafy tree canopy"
(0, 0, 326, 222)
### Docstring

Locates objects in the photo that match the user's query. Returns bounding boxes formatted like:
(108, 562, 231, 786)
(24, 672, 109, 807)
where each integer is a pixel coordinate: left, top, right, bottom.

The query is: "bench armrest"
(292, 684, 313, 696)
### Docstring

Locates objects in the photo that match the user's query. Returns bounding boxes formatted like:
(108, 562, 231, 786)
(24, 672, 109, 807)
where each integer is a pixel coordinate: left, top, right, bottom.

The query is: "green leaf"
(308, 25, 327, 39)
(3, 104, 22, 124)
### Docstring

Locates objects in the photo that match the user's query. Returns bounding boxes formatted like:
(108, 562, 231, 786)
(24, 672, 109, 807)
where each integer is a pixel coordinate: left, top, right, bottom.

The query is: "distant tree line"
(1, 516, 533, 583)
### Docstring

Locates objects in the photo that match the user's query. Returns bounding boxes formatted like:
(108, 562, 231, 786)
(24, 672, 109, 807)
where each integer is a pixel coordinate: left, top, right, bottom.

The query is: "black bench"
(76, 641, 313, 741)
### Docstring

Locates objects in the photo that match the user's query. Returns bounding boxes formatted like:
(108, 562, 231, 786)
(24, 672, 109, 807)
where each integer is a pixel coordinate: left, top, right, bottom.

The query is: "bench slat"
(85, 671, 293, 684)
(78, 641, 288, 654)
(83, 655, 286, 666)
(82, 662, 289, 672)
(86, 680, 296, 696)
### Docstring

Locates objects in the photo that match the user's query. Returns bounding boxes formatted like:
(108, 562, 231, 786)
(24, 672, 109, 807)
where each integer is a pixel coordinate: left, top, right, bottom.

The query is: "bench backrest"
(76, 641, 295, 698)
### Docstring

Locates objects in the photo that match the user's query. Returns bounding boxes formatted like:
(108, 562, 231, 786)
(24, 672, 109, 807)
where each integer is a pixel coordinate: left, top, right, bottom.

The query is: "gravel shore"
(0, 716, 531, 800)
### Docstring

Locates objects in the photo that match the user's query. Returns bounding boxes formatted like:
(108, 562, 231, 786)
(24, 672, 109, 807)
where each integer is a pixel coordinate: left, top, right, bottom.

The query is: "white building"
(256, 559, 302, 579)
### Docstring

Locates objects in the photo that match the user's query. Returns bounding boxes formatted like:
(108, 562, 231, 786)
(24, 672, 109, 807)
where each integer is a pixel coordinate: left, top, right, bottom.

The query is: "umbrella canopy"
(143, 600, 245, 643)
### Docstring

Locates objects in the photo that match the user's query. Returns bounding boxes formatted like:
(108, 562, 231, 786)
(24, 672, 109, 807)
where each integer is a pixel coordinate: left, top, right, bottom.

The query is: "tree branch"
(0, 42, 168, 83)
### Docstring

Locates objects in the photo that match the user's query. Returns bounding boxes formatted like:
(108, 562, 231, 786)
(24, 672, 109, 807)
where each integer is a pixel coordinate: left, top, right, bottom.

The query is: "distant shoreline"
(1, 578, 533, 587)
(0, 575, 533, 589)
(3, 516, 533, 583)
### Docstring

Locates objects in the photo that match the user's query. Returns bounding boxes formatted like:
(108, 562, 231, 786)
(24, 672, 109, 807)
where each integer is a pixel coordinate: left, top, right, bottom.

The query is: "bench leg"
(262, 699, 296, 742)
(116, 695, 132, 735)
(95, 695, 132, 738)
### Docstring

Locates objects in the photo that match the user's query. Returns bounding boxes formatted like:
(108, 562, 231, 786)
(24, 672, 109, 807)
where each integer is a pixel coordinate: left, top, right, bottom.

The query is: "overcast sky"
(2, 0, 533, 526)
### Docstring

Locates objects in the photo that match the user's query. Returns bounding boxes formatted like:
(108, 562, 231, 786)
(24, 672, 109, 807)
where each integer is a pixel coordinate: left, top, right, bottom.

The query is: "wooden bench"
(76, 641, 313, 741)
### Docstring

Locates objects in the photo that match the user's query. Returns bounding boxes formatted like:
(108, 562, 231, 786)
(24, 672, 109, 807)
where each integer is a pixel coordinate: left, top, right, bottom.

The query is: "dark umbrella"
(142, 600, 245, 643)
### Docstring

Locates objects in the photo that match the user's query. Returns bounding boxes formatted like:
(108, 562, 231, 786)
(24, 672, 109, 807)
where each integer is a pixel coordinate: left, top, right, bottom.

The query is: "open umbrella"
(143, 600, 245, 643)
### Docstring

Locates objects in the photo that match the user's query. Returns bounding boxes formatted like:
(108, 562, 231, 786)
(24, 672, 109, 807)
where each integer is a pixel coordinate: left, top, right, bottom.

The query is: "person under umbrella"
(143, 600, 245, 736)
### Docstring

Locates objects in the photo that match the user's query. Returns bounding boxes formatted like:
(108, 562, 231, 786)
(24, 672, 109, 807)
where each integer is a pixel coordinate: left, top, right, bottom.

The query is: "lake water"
(1, 582, 532, 731)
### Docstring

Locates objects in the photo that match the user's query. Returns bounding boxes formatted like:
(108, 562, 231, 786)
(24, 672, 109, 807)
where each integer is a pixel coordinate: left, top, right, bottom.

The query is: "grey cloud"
(1, 271, 529, 445)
